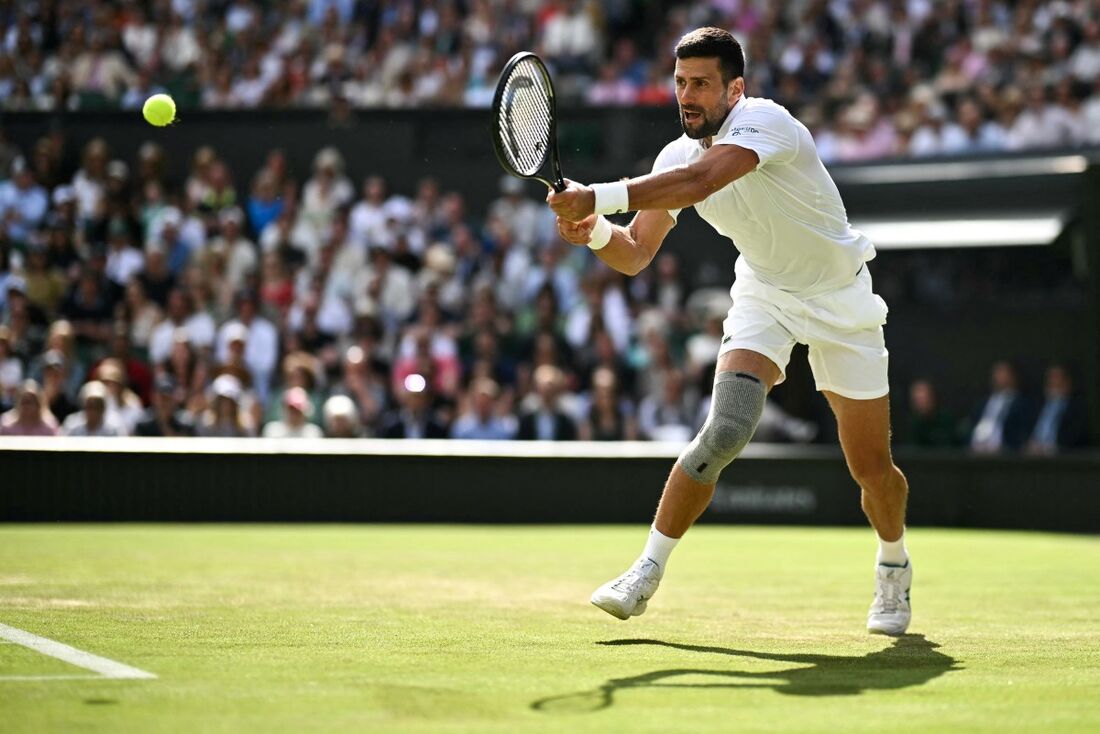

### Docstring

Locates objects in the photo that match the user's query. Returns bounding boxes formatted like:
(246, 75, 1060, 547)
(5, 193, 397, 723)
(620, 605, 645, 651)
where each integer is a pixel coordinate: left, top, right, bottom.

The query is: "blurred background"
(0, 0, 1097, 460)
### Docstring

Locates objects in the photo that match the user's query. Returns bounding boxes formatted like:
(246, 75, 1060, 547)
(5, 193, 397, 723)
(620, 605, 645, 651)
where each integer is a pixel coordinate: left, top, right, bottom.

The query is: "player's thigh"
(806, 326, 889, 402)
(719, 298, 795, 391)
(716, 349, 782, 391)
(824, 391, 895, 484)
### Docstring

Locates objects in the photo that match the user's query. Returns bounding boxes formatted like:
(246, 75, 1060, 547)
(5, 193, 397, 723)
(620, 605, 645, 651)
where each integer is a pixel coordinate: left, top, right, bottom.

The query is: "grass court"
(2, 525, 1097, 733)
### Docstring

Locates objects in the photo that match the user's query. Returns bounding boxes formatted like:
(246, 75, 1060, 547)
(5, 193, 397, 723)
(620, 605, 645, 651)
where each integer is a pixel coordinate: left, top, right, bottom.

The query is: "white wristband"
(586, 215, 613, 251)
(592, 181, 630, 216)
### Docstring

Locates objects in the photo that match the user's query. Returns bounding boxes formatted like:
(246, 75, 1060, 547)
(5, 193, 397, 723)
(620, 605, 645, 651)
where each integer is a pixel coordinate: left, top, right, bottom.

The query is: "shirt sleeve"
(650, 141, 685, 222)
(713, 107, 799, 167)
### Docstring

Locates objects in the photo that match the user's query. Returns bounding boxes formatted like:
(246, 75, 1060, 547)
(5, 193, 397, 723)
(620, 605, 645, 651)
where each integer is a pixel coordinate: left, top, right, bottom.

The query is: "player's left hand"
(547, 180, 595, 223)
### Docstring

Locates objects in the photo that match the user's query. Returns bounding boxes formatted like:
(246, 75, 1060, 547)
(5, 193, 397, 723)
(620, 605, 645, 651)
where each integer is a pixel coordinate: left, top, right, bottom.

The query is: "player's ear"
(728, 76, 745, 100)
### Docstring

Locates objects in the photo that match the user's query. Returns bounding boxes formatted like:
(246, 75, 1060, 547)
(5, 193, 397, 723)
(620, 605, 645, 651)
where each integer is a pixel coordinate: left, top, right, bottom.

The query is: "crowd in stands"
(1, 1, 1099, 160)
(0, 127, 1091, 454)
(905, 362, 1091, 455)
(0, 135, 755, 443)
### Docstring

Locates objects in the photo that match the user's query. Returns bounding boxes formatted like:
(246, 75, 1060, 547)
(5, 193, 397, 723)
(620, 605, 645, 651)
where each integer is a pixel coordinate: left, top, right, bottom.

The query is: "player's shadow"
(532, 634, 959, 713)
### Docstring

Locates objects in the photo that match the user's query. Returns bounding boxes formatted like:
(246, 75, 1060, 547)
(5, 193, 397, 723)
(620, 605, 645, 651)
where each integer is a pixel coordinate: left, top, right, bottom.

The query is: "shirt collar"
(700, 95, 747, 150)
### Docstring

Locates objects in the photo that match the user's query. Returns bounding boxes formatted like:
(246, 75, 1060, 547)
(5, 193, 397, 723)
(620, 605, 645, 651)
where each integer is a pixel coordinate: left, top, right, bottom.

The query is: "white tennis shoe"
(867, 560, 912, 635)
(591, 558, 662, 620)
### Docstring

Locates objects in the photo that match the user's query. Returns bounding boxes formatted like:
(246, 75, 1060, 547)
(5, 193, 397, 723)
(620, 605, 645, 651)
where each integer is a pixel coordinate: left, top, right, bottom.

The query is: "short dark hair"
(675, 27, 745, 83)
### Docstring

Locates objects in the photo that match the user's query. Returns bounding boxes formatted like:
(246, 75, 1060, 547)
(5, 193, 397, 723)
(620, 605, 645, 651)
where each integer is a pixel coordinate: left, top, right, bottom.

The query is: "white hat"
(212, 374, 242, 402)
(224, 322, 249, 344)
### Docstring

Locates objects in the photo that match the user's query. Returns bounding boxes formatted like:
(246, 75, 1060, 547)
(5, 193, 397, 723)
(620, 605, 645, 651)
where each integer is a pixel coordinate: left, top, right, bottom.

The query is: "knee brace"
(678, 371, 766, 484)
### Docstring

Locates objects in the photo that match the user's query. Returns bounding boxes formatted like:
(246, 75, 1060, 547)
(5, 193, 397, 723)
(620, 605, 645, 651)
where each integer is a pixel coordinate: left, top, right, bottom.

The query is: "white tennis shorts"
(719, 262, 890, 400)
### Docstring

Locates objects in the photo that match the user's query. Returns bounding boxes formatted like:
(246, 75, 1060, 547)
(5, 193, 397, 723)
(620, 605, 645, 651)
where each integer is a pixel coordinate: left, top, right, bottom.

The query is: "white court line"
(0, 675, 103, 681)
(0, 623, 156, 680)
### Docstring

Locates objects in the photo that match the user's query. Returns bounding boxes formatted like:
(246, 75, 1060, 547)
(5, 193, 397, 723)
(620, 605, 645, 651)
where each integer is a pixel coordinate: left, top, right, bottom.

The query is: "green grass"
(1, 525, 1098, 733)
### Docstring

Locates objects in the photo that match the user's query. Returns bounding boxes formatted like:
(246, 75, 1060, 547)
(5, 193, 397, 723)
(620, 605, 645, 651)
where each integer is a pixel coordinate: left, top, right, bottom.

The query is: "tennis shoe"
(591, 558, 662, 620)
(867, 560, 912, 635)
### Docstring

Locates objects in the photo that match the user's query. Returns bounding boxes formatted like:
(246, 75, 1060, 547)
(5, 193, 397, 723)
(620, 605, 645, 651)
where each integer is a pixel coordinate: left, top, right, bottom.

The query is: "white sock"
(877, 529, 908, 566)
(641, 525, 680, 571)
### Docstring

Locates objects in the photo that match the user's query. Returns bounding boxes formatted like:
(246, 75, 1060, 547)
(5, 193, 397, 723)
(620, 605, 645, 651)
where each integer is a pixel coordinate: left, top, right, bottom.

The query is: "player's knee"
(679, 371, 766, 484)
(848, 454, 895, 492)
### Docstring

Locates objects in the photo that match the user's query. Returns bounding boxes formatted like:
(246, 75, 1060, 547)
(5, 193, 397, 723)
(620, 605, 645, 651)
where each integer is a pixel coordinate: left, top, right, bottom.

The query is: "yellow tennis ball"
(142, 94, 176, 127)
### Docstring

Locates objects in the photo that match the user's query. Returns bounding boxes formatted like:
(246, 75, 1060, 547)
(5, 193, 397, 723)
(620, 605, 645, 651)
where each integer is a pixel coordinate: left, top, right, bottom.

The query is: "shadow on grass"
(532, 634, 959, 713)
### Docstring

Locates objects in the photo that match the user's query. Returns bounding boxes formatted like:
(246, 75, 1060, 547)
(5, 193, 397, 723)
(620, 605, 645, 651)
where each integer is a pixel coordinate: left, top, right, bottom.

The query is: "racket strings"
(498, 60, 553, 175)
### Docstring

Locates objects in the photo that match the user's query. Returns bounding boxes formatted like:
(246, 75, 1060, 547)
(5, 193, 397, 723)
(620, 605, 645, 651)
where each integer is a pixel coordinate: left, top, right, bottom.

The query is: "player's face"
(674, 57, 740, 139)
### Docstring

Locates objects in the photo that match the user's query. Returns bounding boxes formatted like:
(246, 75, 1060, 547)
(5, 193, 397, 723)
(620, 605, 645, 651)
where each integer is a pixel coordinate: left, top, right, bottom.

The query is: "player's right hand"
(557, 214, 598, 246)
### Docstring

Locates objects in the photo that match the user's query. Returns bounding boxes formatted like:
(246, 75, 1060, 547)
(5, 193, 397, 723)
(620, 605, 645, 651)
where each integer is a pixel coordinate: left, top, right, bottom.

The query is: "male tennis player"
(548, 27, 911, 635)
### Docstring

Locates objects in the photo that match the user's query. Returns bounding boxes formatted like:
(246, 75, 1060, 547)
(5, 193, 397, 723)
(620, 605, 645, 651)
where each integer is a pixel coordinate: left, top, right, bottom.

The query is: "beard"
(679, 95, 731, 139)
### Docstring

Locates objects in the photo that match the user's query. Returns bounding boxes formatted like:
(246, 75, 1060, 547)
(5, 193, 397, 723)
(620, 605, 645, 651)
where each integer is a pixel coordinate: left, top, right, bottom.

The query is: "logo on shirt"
(727, 126, 760, 137)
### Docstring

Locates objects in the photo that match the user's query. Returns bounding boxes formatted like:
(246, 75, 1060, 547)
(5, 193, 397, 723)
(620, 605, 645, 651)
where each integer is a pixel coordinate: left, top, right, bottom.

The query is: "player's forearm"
(622, 164, 716, 212)
(594, 223, 652, 276)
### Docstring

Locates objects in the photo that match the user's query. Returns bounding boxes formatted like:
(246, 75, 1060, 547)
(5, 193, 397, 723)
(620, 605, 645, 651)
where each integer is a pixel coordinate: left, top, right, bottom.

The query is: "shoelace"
(611, 562, 657, 593)
(875, 570, 901, 614)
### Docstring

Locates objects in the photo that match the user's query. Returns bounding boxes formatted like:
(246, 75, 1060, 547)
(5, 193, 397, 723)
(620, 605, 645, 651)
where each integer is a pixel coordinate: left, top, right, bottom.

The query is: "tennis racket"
(491, 52, 565, 193)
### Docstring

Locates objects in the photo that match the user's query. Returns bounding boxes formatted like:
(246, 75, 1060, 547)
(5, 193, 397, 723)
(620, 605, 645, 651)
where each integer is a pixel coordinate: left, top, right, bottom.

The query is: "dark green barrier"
(1, 440, 1097, 532)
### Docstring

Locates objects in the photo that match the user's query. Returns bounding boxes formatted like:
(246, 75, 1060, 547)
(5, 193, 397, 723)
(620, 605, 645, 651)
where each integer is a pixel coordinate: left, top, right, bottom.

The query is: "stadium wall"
(1, 439, 1098, 532)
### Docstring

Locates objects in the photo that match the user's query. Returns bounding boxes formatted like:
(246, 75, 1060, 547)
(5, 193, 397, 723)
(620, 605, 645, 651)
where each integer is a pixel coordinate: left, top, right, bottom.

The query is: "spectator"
(62, 381, 126, 436)
(906, 379, 959, 448)
(69, 31, 136, 104)
(104, 218, 144, 288)
(149, 288, 215, 366)
(487, 176, 541, 252)
(246, 172, 284, 240)
(134, 376, 196, 437)
(39, 350, 77, 424)
(451, 377, 517, 440)
(0, 157, 48, 245)
(60, 264, 115, 348)
(0, 324, 22, 404)
(638, 367, 697, 442)
(322, 394, 362, 438)
(263, 387, 323, 438)
(22, 240, 67, 318)
(215, 290, 279, 402)
(1025, 365, 1089, 455)
(92, 358, 145, 434)
(379, 373, 448, 438)
(579, 367, 637, 441)
(518, 364, 577, 441)
(0, 380, 59, 436)
(197, 374, 254, 437)
(120, 279, 163, 357)
(970, 361, 1034, 454)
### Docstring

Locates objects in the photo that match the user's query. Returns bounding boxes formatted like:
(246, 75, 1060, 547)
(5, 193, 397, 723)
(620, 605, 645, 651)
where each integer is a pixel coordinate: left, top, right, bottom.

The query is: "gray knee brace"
(678, 371, 766, 484)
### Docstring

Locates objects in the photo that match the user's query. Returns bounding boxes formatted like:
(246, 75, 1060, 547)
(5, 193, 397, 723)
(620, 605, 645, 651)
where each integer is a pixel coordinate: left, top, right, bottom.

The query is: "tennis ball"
(142, 94, 176, 127)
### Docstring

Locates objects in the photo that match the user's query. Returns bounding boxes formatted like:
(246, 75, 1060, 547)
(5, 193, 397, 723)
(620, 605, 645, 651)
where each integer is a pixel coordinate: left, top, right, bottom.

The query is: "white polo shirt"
(653, 95, 874, 297)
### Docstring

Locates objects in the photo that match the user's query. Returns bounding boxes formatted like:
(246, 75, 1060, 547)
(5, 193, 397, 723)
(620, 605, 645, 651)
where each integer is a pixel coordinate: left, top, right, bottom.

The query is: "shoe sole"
(867, 625, 909, 636)
(590, 597, 647, 620)
(591, 598, 631, 620)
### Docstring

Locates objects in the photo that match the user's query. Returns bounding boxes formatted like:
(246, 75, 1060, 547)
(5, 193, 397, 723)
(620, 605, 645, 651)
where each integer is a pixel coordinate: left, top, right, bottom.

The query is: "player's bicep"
(694, 144, 760, 192)
(628, 208, 677, 267)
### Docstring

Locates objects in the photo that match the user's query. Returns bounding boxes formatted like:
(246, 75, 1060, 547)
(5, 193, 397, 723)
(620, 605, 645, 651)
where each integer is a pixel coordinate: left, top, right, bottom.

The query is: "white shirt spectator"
(542, 6, 599, 62)
(62, 412, 127, 436)
(565, 285, 632, 354)
(148, 313, 216, 364)
(122, 19, 159, 68)
(71, 169, 104, 223)
(106, 245, 145, 286)
(1005, 103, 1079, 150)
(216, 316, 279, 398)
(262, 420, 323, 438)
(209, 234, 258, 291)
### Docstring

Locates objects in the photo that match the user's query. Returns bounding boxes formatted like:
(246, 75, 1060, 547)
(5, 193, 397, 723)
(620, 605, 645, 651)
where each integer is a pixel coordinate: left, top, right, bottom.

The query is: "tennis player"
(548, 27, 911, 635)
